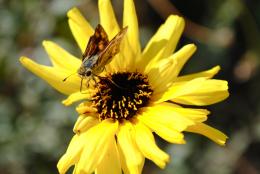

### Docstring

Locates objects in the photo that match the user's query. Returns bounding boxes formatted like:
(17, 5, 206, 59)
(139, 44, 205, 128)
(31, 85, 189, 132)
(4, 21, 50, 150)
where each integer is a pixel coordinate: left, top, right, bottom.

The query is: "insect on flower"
(63, 24, 128, 92)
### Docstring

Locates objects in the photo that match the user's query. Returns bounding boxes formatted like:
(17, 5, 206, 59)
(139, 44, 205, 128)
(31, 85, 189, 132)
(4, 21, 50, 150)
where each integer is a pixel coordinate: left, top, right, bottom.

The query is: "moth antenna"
(63, 72, 77, 82)
(100, 67, 124, 89)
(96, 75, 125, 89)
(108, 78, 126, 89)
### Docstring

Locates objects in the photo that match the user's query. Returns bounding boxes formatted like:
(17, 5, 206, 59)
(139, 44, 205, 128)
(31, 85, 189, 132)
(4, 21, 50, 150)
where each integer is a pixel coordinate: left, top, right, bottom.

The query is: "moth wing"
(97, 26, 128, 67)
(82, 24, 109, 61)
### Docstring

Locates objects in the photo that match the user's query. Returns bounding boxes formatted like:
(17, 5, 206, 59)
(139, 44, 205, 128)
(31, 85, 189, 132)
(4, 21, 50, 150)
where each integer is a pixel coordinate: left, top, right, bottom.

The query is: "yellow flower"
(20, 0, 229, 173)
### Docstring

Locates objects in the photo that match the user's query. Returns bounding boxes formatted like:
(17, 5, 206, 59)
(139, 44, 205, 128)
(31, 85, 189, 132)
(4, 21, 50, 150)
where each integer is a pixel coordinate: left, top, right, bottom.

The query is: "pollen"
(92, 72, 153, 120)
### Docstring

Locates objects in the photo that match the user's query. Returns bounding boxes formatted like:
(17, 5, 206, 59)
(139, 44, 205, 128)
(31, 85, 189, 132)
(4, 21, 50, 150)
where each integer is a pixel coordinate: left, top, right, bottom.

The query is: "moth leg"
(92, 76, 97, 87)
(86, 78, 91, 89)
(92, 76, 103, 96)
(80, 78, 91, 95)
(103, 66, 107, 73)
(80, 78, 84, 93)
(80, 78, 90, 94)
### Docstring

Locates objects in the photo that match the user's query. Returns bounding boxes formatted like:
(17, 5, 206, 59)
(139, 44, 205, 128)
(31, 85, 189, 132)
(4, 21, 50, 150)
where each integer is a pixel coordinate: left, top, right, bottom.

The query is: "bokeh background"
(0, 0, 260, 173)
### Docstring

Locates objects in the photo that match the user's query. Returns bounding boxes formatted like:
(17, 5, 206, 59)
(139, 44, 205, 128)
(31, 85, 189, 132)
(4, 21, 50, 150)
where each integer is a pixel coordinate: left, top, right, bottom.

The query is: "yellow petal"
(157, 102, 209, 123)
(77, 119, 118, 174)
(139, 103, 195, 132)
(147, 44, 196, 93)
(20, 56, 80, 95)
(97, 0, 123, 72)
(138, 157, 145, 174)
(137, 105, 187, 144)
(171, 106, 209, 122)
(95, 141, 122, 174)
(117, 121, 143, 174)
(123, 0, 140, 57)
(67, 8, 94, 52)
(117, 144, 144, 174)
(134, 120, 169, 168)
(167, 44, 196, 77)
(111, 0, 140, 72)
(76, 102, 97, 115)
(158, 77, 229, 105)
(175, 65, 221, 82)
(62, 90, 95, 106)
(42, 40, 81, 71)
(57, 135, 83, 174)
(73, 115, 99, 134)
(138, 15, 184, 71)
(139, 113, 185, 144)
(117, 142, 130, 174)
(98, 0, 120, 39)
(107, 49, 131, 73)
(185, 123, 228, 146)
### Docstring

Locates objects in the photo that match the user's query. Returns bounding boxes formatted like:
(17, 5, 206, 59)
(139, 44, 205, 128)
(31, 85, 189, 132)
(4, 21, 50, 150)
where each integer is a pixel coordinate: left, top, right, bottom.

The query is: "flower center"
(92, 72, 153, 120)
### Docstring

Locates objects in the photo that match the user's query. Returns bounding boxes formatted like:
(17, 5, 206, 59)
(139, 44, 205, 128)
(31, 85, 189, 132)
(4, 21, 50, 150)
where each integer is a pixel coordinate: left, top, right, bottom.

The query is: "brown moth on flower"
(64, 24, 128, 92)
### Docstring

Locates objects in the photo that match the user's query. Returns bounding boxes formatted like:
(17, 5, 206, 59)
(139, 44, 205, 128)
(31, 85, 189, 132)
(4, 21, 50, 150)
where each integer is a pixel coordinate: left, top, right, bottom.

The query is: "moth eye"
(86, 70, 92, 76)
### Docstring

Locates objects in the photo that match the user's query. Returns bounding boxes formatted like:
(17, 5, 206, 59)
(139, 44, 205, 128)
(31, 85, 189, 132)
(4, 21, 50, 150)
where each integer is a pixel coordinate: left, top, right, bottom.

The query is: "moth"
(63, 24, 128, 91)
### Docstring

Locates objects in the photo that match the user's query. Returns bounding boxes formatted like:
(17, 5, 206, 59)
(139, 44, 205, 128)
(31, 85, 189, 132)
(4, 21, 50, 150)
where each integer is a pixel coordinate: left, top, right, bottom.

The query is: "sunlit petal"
(43, 40, 81, 71)
(62, 90, 95, 106)
(186, 123, 228, 146)
(67, 8, 94, 52)
(117, 121, 143, 174)
(139, 103, 195, 132)
(98, 0, 120, 39)
(138, 111, 186, 144)
(134, 120, 169, 168)
(123, 0, 141, 57)
(157, 78, 229, 105)
(138, 15, 184, 71)
(57, 135, 84, 174)
(95, 141, 122, 174)
(77, 119, 118, 173)
(20, 56, 80, 95)
(76, 102, 97, 115)
(147, 44, 196, 93)
(175, 66, 221, 82)
(73, 115, 99, 134)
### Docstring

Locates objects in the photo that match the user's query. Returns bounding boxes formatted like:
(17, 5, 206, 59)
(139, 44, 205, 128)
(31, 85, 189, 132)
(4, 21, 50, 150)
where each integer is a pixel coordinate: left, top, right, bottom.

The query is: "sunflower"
(20, 0, 229, 173)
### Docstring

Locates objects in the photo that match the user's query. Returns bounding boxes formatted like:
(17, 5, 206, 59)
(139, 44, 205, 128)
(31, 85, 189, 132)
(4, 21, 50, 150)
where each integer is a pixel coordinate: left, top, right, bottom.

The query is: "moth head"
(78, 66, 92, 77)
(85, 69, 92, 77)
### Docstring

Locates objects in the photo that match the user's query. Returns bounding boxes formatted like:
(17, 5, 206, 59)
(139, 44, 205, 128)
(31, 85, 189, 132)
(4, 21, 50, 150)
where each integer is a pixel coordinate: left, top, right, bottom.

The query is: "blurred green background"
(0, 0, 260, 173)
